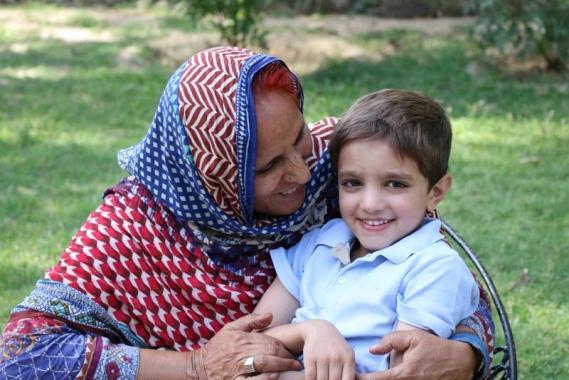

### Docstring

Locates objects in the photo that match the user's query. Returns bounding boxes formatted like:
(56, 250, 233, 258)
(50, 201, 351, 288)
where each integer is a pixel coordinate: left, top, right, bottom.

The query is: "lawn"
(0, 4, 568, 379)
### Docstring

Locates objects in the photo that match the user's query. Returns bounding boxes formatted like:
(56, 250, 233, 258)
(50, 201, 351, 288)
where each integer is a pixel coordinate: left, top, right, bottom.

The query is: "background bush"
(172, 0, 270, 48)
(470, 0, 569, 72)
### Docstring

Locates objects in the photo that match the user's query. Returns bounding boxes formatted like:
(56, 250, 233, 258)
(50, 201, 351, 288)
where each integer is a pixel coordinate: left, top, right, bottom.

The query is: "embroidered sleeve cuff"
(93, 341, 140, 379)
(450, 332, 490, 380)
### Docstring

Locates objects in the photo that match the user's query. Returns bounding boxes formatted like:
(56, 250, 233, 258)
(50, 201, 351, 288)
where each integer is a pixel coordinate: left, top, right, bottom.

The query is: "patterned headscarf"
(118, 47, 335, 253)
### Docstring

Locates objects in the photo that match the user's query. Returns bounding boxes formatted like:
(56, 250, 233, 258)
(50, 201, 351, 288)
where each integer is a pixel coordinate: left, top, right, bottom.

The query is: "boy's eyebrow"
(337, 169, 359, 178)
(338, 169, 416, 181)
(383, 170, 416, 180)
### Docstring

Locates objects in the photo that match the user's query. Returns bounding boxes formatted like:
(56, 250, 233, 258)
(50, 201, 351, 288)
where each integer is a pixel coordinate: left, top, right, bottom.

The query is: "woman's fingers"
(224, 312, 274, 333)
(199, 316, 302, 378)
(234, 372, 279, 380)
(235, 371, 307, 380)
(248, 353, 302, 374)
(232, 354, 302, 379)
(361, 329, 477, 380)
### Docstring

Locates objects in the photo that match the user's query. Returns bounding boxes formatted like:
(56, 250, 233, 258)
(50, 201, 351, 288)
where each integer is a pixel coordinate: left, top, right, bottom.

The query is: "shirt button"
(338, 276, 346, 284)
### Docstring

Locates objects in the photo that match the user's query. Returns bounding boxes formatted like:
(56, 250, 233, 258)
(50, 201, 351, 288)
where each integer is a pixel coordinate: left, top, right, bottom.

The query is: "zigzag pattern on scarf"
(181, 47, 256, 221)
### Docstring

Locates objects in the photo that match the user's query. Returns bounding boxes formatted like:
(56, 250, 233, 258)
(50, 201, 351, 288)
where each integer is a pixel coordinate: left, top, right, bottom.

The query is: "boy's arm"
(255, 277, 353, 357)
(254, 277, 300, 328)
(255, 278, 356, 379)
(253, 276, 306, 356)
(262, 320, 356, 380)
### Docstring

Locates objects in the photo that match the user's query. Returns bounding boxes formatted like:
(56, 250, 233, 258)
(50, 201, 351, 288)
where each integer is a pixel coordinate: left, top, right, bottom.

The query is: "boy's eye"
(387, 181, 407, 188)
(342, 179, 361, 188)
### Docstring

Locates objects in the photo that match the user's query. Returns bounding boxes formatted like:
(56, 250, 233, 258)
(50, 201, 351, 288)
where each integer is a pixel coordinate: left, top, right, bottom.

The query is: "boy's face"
(338, 138, 450, 258)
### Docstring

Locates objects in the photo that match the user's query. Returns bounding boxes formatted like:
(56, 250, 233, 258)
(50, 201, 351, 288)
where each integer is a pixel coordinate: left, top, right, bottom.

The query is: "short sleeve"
(269, 228, 322, 300)
(396, 247, 479, 338)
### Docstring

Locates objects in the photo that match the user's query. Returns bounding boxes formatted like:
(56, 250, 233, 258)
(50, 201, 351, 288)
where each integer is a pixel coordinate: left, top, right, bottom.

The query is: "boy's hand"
(301, 319, 356, 380)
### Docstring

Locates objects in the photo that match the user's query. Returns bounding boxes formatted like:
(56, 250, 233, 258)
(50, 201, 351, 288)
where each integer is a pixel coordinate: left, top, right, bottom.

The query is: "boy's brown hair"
(328, 89, 452, 189)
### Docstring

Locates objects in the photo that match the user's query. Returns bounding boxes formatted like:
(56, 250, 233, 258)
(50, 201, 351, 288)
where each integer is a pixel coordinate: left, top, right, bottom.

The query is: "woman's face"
(254, 90, 312, 216)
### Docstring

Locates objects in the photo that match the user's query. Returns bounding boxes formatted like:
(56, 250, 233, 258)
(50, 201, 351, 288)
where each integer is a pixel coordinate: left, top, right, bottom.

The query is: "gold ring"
(244, 356, 256, 374)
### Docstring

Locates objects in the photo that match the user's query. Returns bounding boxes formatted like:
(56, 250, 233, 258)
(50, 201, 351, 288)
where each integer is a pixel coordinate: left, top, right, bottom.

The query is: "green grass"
(1, 5, 568, 380)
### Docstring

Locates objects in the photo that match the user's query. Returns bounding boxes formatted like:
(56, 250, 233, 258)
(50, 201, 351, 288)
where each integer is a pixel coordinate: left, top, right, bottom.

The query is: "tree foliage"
(470, 0, 569, 72)
(176, 0, 270, 49)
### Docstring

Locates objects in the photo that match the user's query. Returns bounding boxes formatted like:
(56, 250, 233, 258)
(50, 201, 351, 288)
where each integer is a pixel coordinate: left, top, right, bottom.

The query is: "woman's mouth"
(280, 185, 301, 195)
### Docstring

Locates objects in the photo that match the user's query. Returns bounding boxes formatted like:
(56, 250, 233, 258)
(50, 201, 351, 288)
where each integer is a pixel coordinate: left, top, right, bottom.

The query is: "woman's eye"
(255, 160, 277, 176)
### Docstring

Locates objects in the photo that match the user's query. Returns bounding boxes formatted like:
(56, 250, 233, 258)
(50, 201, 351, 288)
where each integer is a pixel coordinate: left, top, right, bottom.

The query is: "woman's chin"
(257, 186, 306, 217)
(277, 186, 306, 213)
(278, 199, 306, 216)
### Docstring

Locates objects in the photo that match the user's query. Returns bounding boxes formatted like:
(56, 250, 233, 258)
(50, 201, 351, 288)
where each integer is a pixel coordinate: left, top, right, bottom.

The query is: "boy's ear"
(427, 173, 452, 212)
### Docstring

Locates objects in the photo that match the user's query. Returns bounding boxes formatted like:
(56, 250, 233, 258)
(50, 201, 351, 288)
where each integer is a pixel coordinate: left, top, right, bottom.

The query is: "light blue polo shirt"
(270, 217, 479, 373)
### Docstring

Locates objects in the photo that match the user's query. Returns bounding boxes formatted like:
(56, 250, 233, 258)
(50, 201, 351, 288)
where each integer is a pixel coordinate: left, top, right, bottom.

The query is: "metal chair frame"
(441, 220, 517, 380)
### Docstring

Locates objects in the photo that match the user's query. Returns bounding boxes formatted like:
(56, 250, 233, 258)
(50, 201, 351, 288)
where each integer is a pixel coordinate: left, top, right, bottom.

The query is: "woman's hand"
(137, 313, 300, 379)
(300, 319, 356, 380)
(355, 329, 477, 380)
(193, 313, 302, 379)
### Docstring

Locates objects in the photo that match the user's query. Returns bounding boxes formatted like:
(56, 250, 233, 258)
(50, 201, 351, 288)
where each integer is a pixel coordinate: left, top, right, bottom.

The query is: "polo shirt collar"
(318, 218, 444, 265)
(377, 218, 444, 264)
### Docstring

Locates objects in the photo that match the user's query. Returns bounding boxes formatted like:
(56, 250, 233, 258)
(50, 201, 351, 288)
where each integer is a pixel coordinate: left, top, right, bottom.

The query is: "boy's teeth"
(364, 220, 389, 226)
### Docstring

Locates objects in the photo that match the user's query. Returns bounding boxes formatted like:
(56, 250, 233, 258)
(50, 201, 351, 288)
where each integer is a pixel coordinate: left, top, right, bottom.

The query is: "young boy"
(253, 89, 479, 379)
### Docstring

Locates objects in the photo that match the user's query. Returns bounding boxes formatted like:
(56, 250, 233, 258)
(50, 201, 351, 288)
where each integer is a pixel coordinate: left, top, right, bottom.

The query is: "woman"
(0, 46, 493, 379)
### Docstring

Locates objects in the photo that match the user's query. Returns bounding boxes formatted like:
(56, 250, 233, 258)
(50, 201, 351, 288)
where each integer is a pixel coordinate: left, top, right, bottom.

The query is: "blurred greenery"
(175, 0, 270, 48)
(470, 0, 569, 72)
(1, 4, 568, 379)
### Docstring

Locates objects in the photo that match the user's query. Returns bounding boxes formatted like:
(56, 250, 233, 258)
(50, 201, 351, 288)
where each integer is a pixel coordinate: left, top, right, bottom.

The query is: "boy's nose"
(361, 189, 385, 212)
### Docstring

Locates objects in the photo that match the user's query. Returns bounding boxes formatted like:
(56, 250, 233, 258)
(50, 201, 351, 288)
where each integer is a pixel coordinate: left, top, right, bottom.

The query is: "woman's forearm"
(138, 313, 303, 379)
(138, 349, 201, 380)
(455, 276, 496, 379)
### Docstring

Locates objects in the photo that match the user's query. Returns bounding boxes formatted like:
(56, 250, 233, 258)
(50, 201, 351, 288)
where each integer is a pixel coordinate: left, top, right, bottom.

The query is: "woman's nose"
(284, 151, 311, 184)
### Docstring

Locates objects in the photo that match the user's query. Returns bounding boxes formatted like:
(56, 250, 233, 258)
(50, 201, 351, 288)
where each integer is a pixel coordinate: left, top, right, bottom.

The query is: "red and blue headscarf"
(118, 47, 336, 251)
